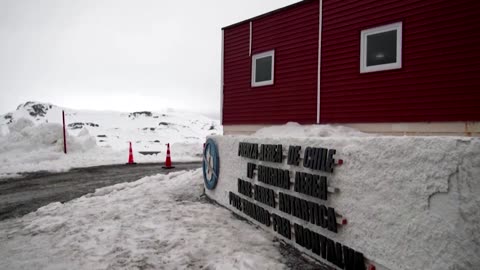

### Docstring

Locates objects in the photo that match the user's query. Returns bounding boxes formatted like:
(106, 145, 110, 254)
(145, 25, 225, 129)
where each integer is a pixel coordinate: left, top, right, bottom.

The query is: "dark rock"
(18, 101, 35, 110)
(4, 113, 13, 124)
(68, 122, 84, 129)
(129, 111, 152, 118)
(28, 103, 49, 117)
(68, 122, 99, 129)
(86, 122, 99, 127)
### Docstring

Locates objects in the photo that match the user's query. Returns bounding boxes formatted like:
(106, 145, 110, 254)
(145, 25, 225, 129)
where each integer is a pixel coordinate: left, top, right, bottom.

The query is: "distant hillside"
(1, 101, 222, 152)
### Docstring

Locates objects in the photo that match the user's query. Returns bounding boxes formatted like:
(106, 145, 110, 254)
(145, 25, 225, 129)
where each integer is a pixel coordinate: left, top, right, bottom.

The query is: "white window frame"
(360, 22, 402, 73)
(251, 50, 275, 87)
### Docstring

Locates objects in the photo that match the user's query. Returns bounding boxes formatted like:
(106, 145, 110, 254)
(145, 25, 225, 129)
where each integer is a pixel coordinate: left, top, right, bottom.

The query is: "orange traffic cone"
(126, 142, 136, 165)
(162, 143, 175, 169)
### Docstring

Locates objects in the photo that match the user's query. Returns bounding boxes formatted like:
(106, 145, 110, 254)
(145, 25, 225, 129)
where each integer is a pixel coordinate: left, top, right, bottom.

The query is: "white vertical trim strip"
(317, 0, 323, 124)
(249, 21, 252, 56)
(220, 30, 224, 125)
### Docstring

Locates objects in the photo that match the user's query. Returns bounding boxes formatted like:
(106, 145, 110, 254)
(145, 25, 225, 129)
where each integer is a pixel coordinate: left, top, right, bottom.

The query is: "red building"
(221, 0, 480, 136)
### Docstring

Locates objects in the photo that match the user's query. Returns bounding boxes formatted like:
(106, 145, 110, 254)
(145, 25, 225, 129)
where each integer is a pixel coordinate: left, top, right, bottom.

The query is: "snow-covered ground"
(0, 102, 221, 177)
(2, 105, 477, 270)
(0, 169, 291, 270)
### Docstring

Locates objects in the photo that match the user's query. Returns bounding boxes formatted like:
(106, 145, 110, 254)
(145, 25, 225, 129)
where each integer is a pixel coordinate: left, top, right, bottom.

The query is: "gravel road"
(0, 162, 202, 221)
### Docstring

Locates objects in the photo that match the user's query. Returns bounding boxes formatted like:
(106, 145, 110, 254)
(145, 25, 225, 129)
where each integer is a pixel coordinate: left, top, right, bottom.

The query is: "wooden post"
(62, 110, 67, 154)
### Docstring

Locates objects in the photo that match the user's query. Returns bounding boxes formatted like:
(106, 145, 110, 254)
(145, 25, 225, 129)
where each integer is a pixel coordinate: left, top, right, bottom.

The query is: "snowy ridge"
(0, 102, 222, 177)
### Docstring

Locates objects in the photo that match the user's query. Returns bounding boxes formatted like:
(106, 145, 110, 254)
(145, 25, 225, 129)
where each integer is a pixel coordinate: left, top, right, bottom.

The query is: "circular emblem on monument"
(203, 138, 220, 190)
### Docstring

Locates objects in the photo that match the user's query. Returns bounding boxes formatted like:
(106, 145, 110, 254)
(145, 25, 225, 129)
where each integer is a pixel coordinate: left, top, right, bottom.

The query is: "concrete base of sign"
(204, 134, 480, 270)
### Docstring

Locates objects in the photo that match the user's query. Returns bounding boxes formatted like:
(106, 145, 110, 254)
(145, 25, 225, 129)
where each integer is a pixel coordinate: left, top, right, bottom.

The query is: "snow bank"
(0, 169, 289, 270)
(205, 124, 480, 270)
(0, 118, 102, 177)
(1, 117, 98, 154)
(254, 122, 371, 138)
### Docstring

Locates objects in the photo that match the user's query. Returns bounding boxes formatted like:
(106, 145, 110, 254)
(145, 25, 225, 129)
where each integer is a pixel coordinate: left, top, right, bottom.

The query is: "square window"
(252, 50, 274, 87)
(360, 22, 402, 73)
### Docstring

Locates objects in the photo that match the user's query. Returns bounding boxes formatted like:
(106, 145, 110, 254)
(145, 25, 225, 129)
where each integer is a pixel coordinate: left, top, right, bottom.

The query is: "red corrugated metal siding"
(321, 0, 480, 123)
(222, 1, 319, 125)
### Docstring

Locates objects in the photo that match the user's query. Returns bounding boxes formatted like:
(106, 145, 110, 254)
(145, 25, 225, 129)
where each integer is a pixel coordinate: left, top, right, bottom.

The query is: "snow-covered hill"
(0, 102, 222, 177)
(1, 101, 221, 151)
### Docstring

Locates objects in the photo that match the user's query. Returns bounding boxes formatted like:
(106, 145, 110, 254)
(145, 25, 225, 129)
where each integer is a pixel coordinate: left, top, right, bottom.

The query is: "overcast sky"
(0, 0, 299, 117)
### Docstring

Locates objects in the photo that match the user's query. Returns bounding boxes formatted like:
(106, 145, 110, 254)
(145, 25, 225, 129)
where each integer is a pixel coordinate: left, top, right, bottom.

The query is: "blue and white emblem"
(203, 138, 219, 190)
